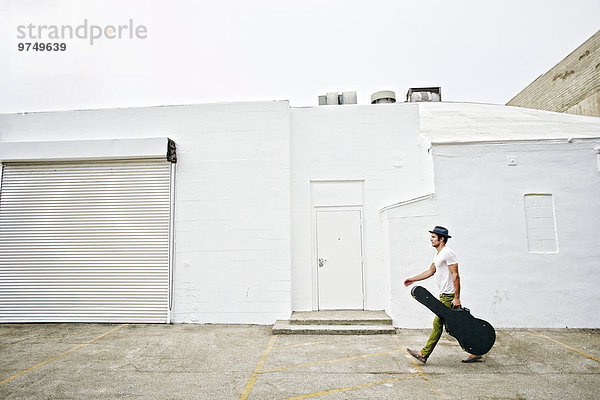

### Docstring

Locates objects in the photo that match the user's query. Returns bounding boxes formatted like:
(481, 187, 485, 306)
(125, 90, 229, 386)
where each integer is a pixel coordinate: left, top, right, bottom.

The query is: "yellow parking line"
(239, 335, 278, 400)
(529, 330, 600, 363)
(259, 349, 404, 374)
(394, 336, 441, 399)
(0, 324, 127, 386)
(275, 341, 326, 350)
(279, 373, 423, 400)
(393, 337, 424, 375)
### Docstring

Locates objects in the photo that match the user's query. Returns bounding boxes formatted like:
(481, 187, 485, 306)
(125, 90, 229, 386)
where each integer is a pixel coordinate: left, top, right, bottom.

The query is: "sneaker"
(461, 354, 483, 363)
(407, 348, 428, 364)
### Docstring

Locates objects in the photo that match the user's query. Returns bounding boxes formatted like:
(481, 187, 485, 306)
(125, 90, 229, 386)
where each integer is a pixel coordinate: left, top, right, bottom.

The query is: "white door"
(316, 210, 364, 310)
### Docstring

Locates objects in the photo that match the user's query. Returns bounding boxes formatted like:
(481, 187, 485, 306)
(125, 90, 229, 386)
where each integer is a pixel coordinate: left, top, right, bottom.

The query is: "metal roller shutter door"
(0, 160, 172, 323)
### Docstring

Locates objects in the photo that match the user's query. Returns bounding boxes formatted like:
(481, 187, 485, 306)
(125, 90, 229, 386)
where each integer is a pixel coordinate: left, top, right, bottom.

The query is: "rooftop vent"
(371, 90, 396, 104)
(406, 87, 441, 102)
(318, 91, 357, 105)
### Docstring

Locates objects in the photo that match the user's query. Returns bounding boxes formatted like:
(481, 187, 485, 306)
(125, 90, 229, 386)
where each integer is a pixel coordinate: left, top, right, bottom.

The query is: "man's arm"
(404, 263, 436, 287)
(449, 263, 460, 307)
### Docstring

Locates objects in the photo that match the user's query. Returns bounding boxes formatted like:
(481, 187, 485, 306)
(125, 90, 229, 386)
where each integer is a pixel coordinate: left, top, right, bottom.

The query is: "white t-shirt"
(433, 246, 458, 295)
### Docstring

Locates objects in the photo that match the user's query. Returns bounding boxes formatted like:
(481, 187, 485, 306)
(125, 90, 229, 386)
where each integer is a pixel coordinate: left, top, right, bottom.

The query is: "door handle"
(318, 258, 327, 268)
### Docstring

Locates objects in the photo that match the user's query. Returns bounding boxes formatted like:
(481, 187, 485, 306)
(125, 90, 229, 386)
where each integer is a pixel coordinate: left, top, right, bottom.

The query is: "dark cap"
(429, 226, 451, 238)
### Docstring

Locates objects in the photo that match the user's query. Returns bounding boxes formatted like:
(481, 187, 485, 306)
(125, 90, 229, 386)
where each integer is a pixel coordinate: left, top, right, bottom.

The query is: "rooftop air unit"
(371, 90, 396, 104)
(406, 87, 441, 102)
(318, 91, 358, 105)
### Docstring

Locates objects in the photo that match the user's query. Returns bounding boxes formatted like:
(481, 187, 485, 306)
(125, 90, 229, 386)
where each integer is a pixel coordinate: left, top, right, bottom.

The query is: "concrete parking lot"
(1, 324, 599, 399)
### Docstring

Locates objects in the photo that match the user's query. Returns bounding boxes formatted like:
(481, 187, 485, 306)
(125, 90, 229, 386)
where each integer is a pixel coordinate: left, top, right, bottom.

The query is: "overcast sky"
(1, 0, 599, 113)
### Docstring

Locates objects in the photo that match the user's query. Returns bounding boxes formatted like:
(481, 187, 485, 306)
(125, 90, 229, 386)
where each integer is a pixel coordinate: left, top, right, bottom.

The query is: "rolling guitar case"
(411, 285, 495, 355)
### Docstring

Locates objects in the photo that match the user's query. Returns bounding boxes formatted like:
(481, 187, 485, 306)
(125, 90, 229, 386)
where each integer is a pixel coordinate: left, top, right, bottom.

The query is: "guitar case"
(411, 285, 495, 355)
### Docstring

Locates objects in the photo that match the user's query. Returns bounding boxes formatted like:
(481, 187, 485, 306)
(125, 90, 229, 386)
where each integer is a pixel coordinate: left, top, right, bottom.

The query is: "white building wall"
(5, 100, 598, 327)
(381, 195, 440, 328)
(387, 139, 600, 328)
(0, 101, 292, 324)
(290, 104, 428, 311)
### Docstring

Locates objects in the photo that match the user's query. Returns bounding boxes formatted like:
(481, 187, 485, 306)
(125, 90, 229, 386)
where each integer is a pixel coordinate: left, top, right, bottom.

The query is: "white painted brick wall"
(290, 104, 427, 311)
(387, 140, 600, 328)
(524, 193, 558, 253)
(0, 101, 292, 324)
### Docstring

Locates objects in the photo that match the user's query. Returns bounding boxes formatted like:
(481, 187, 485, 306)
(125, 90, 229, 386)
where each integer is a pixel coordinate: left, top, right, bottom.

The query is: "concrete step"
(289, 310, 393, 326)
(272, 320, 396, 335)
(272, 310, 396, 335)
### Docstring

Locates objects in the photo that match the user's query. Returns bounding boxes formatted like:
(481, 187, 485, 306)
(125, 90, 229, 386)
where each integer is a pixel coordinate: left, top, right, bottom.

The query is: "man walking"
(404, 226, 481, 363)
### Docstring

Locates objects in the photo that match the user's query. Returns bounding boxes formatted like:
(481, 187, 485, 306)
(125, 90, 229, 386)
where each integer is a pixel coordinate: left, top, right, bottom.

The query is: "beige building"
(507, 30, 600, 117)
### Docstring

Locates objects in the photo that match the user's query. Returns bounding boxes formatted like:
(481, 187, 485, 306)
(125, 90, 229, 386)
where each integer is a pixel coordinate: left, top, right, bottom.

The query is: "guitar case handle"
(451, 305, 470, 313)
